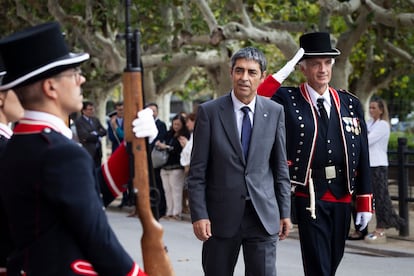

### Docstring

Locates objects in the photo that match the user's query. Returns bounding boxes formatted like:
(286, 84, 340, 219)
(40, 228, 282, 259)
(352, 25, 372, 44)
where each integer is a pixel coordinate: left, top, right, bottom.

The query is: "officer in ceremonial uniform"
(0, 22, 156, 275)
(257, 32, 373, 276)
(0, 63, 24, 276)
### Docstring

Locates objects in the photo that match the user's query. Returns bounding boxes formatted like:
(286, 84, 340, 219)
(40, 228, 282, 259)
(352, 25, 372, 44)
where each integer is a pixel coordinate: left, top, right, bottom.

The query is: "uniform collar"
(19, 110, 73, 139)
(0, 122, 13, 139)
(306, 83, 331, 108)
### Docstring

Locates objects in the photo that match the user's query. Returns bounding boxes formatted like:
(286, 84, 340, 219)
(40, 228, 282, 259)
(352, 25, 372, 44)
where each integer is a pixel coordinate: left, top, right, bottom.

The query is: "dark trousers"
(154, 168, 166, 217)
(202, 200, 278, 276)
(295, 196, 351, 276)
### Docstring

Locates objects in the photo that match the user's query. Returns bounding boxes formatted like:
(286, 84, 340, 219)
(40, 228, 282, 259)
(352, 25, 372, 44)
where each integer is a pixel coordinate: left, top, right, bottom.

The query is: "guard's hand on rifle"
(132, 107, 158, 143)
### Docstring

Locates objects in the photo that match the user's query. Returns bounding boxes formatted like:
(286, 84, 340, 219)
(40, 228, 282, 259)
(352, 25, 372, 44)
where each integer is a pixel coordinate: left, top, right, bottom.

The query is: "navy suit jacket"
(188, 93, 291, 238)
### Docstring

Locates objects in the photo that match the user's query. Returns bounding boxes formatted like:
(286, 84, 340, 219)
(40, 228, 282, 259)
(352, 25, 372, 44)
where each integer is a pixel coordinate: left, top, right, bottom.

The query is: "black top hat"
(0, 21, 89, 90)
(0, 56, 5, 85)
(299, 32, 340, 60)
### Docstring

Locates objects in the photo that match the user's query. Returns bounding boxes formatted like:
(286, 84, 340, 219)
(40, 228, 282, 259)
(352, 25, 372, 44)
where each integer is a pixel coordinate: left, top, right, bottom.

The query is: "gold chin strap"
(306, 169, 317, 219)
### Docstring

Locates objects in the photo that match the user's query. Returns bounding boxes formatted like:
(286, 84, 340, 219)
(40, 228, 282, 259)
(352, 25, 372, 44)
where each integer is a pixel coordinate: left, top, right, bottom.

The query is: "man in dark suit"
(75, 101, 107, 167)
(145, 102, 167, 150)
(188, 47, 292, 276)
(146, 102, 168, 217)
(108, 101, 132, 208)
(108, 101, 124, 152)
(0, 21, 155, 275)
(258, 32, 373, 276)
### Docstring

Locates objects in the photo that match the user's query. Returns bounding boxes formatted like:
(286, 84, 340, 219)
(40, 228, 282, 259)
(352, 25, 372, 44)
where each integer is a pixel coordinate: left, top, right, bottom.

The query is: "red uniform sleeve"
(101, 142, 129, 197)
(257, 75, 282, 97)
(356, 194, 374, 213)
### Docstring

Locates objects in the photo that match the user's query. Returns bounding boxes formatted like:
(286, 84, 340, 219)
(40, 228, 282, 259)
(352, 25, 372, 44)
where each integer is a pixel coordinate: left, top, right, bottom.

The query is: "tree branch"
(363, 0, 414, 27)
(143, 49, 226, 69)
(157, 67, 193, 94)
(191, 0, 218, 31)
(382, 40, 414, 63)
(318, 0, 362, 15)
(15, 0, 42, 25)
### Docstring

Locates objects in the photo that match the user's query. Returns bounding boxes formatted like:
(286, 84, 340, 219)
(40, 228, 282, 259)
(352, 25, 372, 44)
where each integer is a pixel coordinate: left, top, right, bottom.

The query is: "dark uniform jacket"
(271, 84, 372, 198)
(0, 115, 142, 276)
(0, 132, 13, 269)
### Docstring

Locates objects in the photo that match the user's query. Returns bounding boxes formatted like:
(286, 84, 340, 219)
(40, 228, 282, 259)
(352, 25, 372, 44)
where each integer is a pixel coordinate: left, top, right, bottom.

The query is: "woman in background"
(364, 97, 405, 243)
(179, 112, 197, 214)
(156, 113, 190, 220)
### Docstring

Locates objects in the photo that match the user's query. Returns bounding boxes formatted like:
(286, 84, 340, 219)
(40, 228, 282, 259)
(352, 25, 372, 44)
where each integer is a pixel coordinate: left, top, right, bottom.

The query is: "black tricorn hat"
(0, 21, 89, 90)
(299, 32, 340, 60)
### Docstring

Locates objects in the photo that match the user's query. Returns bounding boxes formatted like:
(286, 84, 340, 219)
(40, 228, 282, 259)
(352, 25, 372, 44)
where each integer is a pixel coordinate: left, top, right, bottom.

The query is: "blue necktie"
(241, 106, 252, 159)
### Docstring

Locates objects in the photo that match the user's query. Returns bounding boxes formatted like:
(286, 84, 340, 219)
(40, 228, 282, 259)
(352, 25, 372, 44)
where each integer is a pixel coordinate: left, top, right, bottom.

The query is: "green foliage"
(388, 132, 414, 162)
(389, 132, 414, 150)
(0, 0, 413, 114)
(381, 74, 414, 121)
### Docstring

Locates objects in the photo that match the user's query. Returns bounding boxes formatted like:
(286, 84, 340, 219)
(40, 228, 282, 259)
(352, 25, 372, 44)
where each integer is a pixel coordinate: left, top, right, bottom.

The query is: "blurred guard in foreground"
(0, 63, 24, 276)
(0, 22, 158, 276)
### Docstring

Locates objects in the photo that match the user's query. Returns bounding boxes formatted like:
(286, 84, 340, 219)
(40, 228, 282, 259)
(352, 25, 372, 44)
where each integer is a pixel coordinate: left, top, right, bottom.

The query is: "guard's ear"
(0, 92, 6, 107)
(42, 78, 58, 99)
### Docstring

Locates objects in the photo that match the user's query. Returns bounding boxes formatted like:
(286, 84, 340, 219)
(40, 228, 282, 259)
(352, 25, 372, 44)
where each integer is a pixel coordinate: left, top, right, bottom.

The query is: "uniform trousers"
(295, 195, 351, 276)
(202, 200, 278, 276)
(160, 168, 185, 216)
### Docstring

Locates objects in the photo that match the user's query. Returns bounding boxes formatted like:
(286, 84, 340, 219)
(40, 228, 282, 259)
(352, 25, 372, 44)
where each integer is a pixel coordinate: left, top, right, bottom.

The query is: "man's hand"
(192, 219, 212, 242)
(355, 212, 373, 230)
(257, 48, 304, 97)
(272, 48, 305, 83)
(278, 218, 292, 240)
(132, 107, 158, 143)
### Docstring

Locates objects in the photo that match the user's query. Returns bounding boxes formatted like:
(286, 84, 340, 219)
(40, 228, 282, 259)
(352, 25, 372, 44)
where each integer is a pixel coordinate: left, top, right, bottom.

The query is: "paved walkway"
(343, 202, 414, 257)
(188, 202, 414, 257)
(112, 197, 414, 258)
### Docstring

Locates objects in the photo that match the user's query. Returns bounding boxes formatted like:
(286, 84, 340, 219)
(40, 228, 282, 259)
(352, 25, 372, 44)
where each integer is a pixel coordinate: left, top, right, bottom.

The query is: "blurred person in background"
(146, 102, 168, 217)
(156, 113, 190, 220)
(363, 96, 405, 243)
(75, 101, 107, 167)
(179, 112, 197, 214)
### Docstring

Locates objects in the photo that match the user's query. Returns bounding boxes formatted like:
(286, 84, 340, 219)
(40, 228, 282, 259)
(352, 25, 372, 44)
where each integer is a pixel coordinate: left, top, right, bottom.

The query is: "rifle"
(121, 1, 174, 275)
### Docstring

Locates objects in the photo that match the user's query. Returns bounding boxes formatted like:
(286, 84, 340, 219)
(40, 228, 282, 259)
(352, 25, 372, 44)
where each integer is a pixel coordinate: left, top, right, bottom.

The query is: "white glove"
(272, 48, 305, 83)
(132, 107, 158, 143)
(355, 212, 373, 231)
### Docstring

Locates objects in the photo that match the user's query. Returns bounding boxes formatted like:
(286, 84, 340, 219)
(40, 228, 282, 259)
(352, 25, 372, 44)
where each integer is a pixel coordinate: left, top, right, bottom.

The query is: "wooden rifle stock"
(123, 71, 175, 276)
(121, 2, 174, 273)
